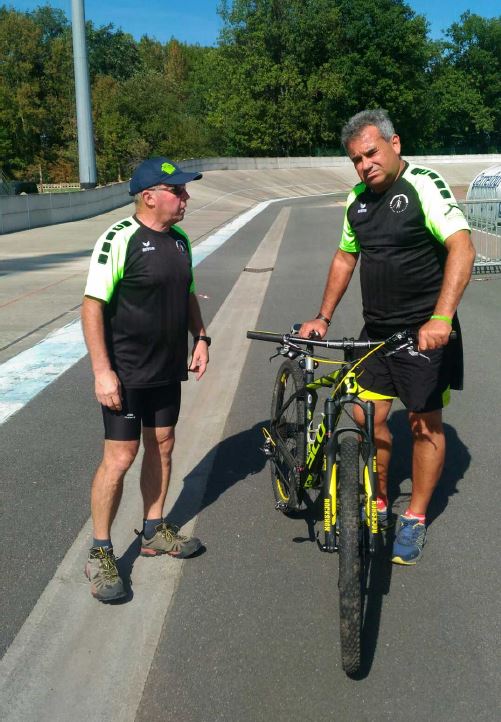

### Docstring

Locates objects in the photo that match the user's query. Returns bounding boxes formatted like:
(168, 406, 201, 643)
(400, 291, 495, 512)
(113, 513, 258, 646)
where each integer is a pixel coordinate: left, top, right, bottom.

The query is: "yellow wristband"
(430, 314, 452, 325)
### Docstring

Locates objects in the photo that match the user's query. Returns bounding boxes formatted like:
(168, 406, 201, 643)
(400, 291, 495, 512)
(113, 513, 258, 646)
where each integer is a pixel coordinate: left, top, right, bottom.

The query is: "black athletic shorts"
(355, 326, 462, 413)
(102, 383, 181, 441)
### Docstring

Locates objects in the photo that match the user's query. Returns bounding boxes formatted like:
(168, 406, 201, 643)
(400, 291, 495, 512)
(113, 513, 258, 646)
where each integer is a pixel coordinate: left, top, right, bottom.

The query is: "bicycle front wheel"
(269, 359, 306, 513)
(338, 435, 362, 675)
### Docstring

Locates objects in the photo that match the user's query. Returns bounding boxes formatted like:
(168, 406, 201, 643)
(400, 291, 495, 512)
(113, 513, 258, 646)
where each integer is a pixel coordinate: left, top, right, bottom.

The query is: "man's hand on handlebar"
(298, 318, 329, 339)
(418, 319, 453, 351)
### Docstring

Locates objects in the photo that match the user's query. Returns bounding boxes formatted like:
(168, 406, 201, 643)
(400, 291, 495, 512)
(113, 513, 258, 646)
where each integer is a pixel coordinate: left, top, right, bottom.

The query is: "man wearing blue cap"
(81, 157, 210, 601)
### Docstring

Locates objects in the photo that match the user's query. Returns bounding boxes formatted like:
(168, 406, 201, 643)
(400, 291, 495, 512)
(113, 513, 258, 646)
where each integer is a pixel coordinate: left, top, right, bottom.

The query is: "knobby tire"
(338, 435, 362, 675)
(269, 359, 306, 512)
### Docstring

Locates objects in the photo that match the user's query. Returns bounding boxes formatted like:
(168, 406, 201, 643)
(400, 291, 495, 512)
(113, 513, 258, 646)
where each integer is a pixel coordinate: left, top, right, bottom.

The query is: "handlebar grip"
(246, 330, 285, 343)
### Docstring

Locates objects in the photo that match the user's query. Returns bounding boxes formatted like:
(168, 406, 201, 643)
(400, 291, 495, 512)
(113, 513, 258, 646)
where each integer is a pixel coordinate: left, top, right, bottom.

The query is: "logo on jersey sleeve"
(357, 202, 367, 214)
(389, 194, 409, 213)
(176, 239, 187, 254)
(142, 240, 156, 253)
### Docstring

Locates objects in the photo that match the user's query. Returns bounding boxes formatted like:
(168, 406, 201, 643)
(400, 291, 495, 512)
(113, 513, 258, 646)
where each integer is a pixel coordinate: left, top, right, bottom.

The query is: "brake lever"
(269, 339, 303, 362)
(406, 346, 430, 362)
(384, 339, 430, 362)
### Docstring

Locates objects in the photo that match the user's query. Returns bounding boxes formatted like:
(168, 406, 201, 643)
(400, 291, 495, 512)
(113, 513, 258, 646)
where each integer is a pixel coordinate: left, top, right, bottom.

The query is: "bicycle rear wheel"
(337, 435, 362, 675)
(269, 359, 306, 513)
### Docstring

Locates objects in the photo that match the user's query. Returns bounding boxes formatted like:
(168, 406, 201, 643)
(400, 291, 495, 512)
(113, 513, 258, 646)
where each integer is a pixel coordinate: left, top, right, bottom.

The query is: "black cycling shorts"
(102, 383, 181, 441)
(355, 327, 462, 413)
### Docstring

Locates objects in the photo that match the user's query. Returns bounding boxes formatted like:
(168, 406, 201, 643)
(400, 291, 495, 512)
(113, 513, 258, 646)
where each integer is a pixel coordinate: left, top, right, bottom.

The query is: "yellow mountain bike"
(247, 326, 438, 674)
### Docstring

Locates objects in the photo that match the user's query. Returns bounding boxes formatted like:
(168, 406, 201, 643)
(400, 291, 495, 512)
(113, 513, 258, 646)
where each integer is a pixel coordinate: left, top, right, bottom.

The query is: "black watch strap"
(193, 335, 211, 347)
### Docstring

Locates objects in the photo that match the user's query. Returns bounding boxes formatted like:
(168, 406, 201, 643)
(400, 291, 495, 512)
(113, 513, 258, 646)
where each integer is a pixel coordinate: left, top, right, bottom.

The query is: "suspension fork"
(320, 396, 339, 552)
(356, 398, 379, 555)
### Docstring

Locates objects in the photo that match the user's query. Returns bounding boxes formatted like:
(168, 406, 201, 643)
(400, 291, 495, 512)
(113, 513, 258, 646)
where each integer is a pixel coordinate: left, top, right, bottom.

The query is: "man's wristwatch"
(193, 335, 211, 347)
(315, 313, 331, 326)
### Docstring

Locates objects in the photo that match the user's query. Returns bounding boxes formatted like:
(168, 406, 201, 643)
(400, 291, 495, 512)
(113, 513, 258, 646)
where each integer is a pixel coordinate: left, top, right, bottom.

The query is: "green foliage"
(0, 3, 499, 184)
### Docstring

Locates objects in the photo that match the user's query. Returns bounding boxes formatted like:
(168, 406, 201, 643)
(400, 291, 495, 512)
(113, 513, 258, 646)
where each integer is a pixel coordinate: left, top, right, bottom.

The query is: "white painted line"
(0, 321, 87, 424)
(0, 195, 302, 426)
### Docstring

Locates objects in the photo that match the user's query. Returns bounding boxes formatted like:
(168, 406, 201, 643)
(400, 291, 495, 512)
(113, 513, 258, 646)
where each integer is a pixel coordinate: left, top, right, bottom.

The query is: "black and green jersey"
(84, 215, 195, 388)
(340, 161, 470, 335)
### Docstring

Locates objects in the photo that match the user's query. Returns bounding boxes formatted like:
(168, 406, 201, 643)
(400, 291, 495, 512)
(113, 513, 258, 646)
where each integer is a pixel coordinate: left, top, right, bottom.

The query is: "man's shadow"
(116, 420, 269, 594)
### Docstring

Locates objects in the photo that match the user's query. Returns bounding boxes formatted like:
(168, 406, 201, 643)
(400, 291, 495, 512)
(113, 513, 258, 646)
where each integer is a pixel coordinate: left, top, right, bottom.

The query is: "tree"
(87, 23, 140, 81)
(206, 0, 432, 155)
(433, 12, 501, 151)
(206, 0, 345, 155)
(0, 7, 45, 175)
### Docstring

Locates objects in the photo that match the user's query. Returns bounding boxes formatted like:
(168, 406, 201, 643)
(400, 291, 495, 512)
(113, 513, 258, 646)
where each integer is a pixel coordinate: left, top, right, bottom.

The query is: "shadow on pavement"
(110, 421, 267, 603)
(166, 420, 269, 528)
(0, 248, 92, 276)
(387, 410, 471, 526)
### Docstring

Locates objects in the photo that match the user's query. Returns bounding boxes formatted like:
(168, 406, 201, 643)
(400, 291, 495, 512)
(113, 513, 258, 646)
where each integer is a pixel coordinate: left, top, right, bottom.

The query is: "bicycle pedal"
(275, 501, 289, 512)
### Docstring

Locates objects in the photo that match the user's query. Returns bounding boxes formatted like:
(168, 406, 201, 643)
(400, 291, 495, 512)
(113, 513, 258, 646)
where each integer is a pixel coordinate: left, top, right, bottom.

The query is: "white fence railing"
(459, 199, 501, 264)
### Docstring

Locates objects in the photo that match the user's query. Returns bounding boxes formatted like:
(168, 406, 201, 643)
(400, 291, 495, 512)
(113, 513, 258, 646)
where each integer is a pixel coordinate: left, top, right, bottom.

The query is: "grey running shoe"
(140, 522, 202, 558)
(85, 546, 126, 601)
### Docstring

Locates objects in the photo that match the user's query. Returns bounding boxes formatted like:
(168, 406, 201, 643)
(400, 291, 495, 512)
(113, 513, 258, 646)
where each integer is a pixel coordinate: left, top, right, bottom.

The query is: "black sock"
(143, 518, 162, 540)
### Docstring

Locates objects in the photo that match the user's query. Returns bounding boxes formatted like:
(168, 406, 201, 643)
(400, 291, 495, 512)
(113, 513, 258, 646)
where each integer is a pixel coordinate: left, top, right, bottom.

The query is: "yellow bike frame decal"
(306, 422, 326, 467)
(343, 371, 358, 394)
(371, 500, 378, 534)
(364, 466, 377, 531)
(330, 463, 337, 526)
(324, 498, 331, 532)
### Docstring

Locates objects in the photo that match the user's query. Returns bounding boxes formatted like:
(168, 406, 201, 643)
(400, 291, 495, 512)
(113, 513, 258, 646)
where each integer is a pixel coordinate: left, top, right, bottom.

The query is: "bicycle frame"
(271, 345, 380, 556)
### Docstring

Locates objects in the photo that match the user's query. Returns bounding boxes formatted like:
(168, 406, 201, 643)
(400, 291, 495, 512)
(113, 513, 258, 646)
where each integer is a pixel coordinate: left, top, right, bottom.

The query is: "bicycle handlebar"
(246, 328, 456, 350)
(246, 330, 383, 349)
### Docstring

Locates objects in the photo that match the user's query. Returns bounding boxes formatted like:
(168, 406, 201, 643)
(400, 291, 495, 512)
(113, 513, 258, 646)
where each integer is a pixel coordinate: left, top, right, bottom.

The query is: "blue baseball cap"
(129, 157, 202, 195)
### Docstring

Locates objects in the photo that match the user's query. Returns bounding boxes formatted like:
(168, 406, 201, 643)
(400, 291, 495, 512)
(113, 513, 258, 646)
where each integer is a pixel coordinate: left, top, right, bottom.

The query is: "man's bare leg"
(138, 425, 201, 558)
(140, 425, 175, 520)
(91, 439, 139, 539)
(407, 409, 445, 515)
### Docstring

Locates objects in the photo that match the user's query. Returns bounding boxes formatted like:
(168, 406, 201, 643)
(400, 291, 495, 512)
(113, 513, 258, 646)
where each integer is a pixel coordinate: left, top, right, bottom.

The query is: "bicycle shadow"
(165, 420, 269, 528)
(352, 411, 471, 677)
(387, 410, 471, 526)
(291, 492, 395, 681)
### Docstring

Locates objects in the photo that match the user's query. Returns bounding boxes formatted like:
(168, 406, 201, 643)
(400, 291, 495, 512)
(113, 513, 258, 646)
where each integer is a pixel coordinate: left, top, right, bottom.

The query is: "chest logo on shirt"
(142, 241, 156, 253)
(357, 202, 367, 214)
(176, 240, 187, 254)
(389, 194, 409, 214)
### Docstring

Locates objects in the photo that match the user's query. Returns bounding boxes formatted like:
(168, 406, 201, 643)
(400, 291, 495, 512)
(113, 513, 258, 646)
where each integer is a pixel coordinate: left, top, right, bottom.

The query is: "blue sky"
(6, 1, 498, 45)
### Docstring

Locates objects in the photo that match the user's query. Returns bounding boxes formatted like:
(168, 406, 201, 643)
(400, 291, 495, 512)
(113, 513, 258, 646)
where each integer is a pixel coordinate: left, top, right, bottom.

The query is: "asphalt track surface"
(1, 194, 500, 721)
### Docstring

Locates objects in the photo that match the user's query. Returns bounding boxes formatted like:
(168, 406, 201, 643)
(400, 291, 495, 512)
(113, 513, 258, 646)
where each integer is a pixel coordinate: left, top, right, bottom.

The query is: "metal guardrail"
(37, 183, 81, 192)
(459, 200, 501, 271)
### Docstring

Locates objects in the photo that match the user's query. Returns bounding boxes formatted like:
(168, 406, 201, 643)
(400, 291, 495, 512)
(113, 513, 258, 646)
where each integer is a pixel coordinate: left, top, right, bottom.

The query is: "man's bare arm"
(300, 250, 359, 338)
(187, 293, 209, 380)
(81, 296, 122, 410)
(418, 229, 475, 350)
